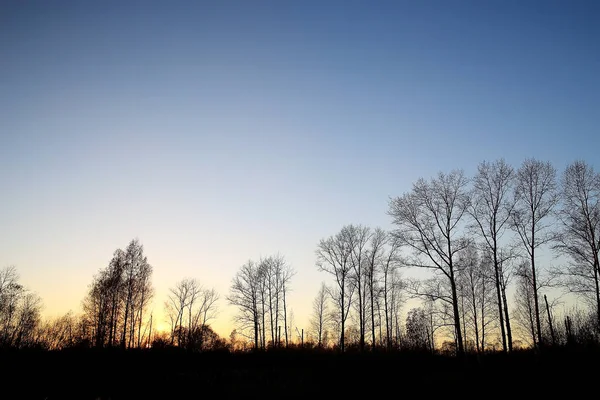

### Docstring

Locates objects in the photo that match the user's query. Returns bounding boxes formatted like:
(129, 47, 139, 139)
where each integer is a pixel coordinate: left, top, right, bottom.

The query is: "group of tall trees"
(1, 239, 224, 352)
(0, 266, 42, 348)
(226, 254, 295, 350)
(314, 225, 404, 352)
(383, 158, 599, 354)
(82, 239, 154, 348)
(2, 158, 599, 356)
(300, 158, 598, 354)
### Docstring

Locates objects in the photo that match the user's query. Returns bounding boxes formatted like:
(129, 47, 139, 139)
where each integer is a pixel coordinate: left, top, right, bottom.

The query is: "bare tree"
(106, 249, 125, 347)
(388, 170, 471, 355)
(267, 254, 288, 347)
(553, 160, 600, 331)
(365, 227, 386, 350)
(163, 278, 219, 350)
(497, 248, 516, 349)
(0, 266, 22, 347)
(121, 239, 152, 348)
(165, 279, 191, 346)
(227, 260, 261, 350)
(82, 243, 153, 349)
(0, 266, 42, 348)
(281, 260, 295, 347)
(514, 261, 538, 347)
(82, 262, 122, 348)
(309, 282, 331, 347)
(380, 235, 402, 349)
(456, 244, 494, 353)
(192, 287, 219, 350)
(469, 159, 516, 352)
(511, 158, 558, 346)
(134, 259, 153, 348)
(316, 226, 356, 352)
(389, 267, 405, 348)
(347, 224, 372, 351)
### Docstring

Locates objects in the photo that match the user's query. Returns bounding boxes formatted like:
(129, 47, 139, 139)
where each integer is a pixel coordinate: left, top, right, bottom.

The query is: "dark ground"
(2, 346, 597, 399)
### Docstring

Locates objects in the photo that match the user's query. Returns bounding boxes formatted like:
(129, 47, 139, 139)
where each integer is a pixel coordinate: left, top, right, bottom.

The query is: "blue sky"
(1, 0, 598, 337)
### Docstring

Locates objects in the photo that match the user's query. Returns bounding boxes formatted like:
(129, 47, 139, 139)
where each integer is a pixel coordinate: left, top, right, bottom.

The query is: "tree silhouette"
(227, 260, 262, 350)
(309, 282, 331, 348)
(0, 266, 42, 348)
(511, 158, 558, 347)
(389, 170, 471, 355)
(468, 159, 516, 352)
(316, 226, 357, 352)
(82, 239, 153, 348)
(553, 160, 600, 331)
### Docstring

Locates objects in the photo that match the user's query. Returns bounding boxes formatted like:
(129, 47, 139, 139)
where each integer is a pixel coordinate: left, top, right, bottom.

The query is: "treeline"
(225, 158, 600, 355)
(300, 158, 600, 355)
(1, 158, 599, 356)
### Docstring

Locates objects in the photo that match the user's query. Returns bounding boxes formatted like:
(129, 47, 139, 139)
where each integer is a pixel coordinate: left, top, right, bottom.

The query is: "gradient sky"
(1, 0, 599, 338)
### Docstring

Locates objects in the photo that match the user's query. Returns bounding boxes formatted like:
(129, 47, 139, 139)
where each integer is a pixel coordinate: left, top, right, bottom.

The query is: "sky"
(1, 0, 599, 339)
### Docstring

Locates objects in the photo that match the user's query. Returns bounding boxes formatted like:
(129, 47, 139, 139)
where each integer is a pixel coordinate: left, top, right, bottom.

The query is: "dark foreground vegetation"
(2, 345, 598, 399)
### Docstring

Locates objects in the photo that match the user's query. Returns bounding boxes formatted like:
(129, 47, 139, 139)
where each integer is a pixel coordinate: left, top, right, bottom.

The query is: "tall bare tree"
(316, 226, 356, 352)
(82, 247, 134, 349)
(514, 261, 538, 347)
(268, 254, 288, 347)
(106, 249, 125, 347)
(365, 227, 386, 350)
(309, 282, 331, 347)
(553, 160, 600, 331)
(457, 245, 497, 352)
(81, 240, 153, 349)
(280, 260, 295, 347)
(511, 158, 558, 346)
(192, 287, 219, 350)
(135, 259, 153, 348)
(347, 224, 372, 351)
(165, 278, 191, 346)
(380, 235, 402, 349)
(388, 170, 471, 355)
(227, 260, 261, 350)
(469, 159, 516, 352)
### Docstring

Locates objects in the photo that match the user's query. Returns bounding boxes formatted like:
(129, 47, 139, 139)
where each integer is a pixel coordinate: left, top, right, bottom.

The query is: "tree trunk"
(357, 280, 364, 351)
(268, 283, 275, 346)
(261, 291, 266, 349)
(450, 270, 464, 355)
(254, 309, 259, 351)
(121, 299, 130, 349)
(461, 286, 467, 352)
(340, 282, 345, 352)
(471, 284, 480, 353)
(138, 290, 145, 348)
(594, 260, 600, 332)
(544, 294, 556, 345)
(530, 228, 543, 346)
(384, 272, 390, 349)
(500, 280, 513, 351)
(148, 313, 153, 348)
(283, 285, 289, 348)
(448, 238, 464, 356)
(370, 277, 376, 351)
(493, 247, 508, 352)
